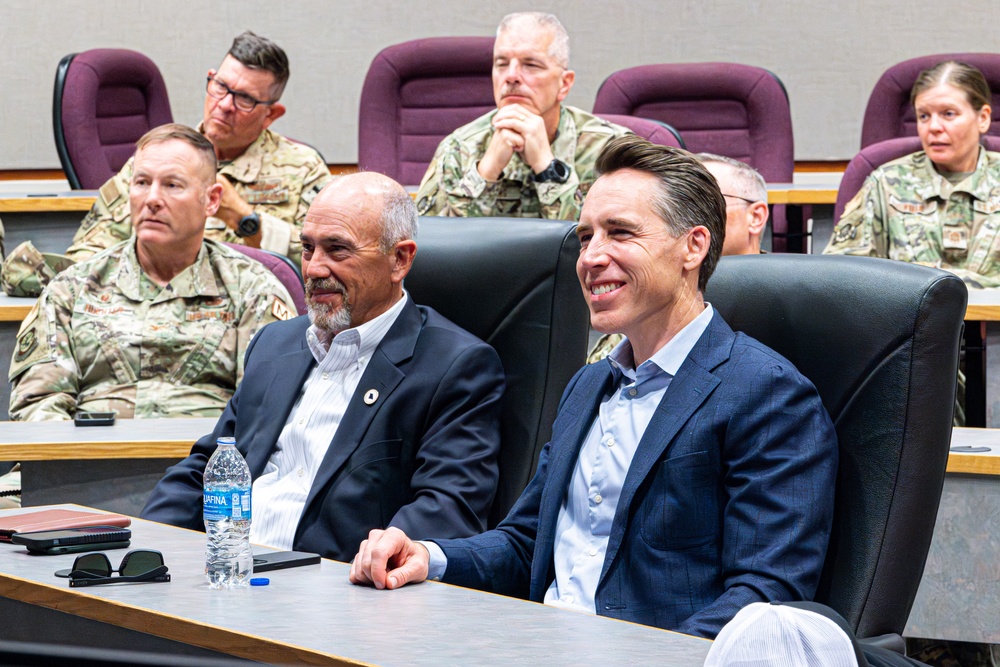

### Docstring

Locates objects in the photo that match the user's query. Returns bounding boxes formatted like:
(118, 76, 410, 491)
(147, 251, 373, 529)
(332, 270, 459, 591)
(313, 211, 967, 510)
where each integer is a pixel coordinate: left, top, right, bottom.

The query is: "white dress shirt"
(250, 292, 409, 549)
(426, 304, 714, 611)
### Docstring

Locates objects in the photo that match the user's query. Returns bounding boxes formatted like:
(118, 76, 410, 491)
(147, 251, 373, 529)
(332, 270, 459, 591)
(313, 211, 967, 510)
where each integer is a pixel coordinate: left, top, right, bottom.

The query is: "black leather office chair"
(405, 217, 590, 527)
(705, 253, 966, 638)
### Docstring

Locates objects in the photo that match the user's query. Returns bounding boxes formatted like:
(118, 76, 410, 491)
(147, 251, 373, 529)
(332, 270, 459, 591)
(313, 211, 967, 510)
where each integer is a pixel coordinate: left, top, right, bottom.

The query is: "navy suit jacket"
(434, 311, 837, 638)
(142, 299, 505, 561)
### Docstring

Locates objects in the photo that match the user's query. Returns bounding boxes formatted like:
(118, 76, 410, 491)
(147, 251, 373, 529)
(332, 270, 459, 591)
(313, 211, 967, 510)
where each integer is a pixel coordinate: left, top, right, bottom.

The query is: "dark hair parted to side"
(596, 135, 726, 292)
(228, 30, 290, 99)
(136, 123, 218, 179)
(910, 61, 992, 111)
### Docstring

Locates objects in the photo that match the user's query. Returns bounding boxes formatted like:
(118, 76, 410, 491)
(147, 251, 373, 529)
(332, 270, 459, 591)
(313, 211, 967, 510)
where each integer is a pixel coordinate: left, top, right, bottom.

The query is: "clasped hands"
(476, 103, 554, 182)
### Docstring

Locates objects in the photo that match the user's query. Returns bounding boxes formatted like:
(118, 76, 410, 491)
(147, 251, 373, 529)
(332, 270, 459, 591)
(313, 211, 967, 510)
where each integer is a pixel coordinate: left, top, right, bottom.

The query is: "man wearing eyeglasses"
(2, 31, 330, 297)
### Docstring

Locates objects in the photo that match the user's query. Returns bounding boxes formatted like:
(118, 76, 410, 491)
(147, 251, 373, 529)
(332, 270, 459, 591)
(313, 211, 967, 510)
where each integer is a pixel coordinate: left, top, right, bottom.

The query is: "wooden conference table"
(0, 504, 712, 666)
(1, 419, 995, 652)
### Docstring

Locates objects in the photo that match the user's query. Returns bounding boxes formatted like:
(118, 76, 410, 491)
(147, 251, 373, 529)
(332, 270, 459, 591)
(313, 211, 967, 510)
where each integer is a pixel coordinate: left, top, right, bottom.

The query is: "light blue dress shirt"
(425, 304, 714, 611)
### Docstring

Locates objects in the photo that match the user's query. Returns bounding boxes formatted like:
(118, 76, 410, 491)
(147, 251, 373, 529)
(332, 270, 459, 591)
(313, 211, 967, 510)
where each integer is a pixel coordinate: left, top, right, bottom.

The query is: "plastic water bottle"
(203, 436, 253, 589)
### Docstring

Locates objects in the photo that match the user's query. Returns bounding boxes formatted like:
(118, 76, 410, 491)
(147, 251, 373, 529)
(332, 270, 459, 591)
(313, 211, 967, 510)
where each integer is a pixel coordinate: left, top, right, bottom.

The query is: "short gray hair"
(696, 153, 768, 204)
(497, 12, 570, 69)
(378, 188, 418, 253)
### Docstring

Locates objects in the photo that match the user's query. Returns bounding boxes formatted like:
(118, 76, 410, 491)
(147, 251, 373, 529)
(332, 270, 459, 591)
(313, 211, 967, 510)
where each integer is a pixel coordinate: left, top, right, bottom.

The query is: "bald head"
(311, 172, 417, 251)
(301, 173, 418, 333)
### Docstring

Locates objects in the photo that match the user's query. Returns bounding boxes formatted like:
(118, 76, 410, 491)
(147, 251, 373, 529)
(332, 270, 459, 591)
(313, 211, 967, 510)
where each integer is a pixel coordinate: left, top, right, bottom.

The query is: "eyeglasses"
(206, 77, 275, 113)
(721, 193, 759, 206)
(59, 549, 170, 588)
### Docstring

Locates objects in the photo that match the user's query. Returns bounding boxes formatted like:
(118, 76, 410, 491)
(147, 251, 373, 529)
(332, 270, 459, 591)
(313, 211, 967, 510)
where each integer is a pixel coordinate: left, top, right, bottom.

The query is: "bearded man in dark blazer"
(142, 173, 505, 561)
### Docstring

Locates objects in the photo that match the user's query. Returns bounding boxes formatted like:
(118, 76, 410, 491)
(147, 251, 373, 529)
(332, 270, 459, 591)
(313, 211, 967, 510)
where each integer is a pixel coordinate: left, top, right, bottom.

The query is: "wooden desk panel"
(947, 427, 1000, 475)
(766, 184, 838, 205)
(0, 505, 712, 666)
(0, 196, 96, 213)
(0, 295, 36, 322)
(966, 288, 1000, 321)
(0, 418, 214, 461)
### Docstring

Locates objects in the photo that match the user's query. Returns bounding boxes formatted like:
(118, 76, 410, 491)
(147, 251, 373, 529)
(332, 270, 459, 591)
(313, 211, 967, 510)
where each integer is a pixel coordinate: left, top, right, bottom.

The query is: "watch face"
(237, 213, 260, 238)
(552, 159, 570, 182)
(535, 159, 571, 184)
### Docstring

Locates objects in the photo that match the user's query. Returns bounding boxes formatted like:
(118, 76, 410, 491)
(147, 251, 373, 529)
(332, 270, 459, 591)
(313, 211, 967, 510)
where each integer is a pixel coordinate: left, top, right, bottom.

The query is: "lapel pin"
(364, 389, 379, 405)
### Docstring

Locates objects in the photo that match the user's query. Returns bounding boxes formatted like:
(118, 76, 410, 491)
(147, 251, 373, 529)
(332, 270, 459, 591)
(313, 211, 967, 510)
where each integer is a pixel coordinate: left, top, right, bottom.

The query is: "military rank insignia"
(272, 298, 292, 321)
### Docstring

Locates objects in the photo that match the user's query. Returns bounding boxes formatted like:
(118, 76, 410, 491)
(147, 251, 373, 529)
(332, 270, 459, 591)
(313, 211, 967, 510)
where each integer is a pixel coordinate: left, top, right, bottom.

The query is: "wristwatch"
(532, 159, 571, 184)
(236, 212, 260, 238)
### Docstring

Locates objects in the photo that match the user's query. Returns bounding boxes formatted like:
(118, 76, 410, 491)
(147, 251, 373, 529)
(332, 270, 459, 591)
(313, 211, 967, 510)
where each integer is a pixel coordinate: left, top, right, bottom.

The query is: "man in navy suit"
(349, 136, 838, 639)
(142, 173, 505, 562)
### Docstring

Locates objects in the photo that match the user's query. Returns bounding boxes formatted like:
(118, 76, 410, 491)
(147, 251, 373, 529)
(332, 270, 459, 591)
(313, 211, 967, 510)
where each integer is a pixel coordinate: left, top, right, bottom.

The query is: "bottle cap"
(217, 436, 236, 446)
(250, 578, 270, 586)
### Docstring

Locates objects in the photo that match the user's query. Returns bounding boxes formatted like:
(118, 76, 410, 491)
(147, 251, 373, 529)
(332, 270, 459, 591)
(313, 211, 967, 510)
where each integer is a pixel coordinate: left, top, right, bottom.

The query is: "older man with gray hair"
(415, 11, 630, 220)
(697, 153, 769, 256)
(143, 172, 506, 562)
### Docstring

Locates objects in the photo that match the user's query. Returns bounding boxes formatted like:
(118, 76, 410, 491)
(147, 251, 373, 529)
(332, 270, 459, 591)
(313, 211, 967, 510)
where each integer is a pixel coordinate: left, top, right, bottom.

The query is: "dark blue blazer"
(142, 299, 505, 562)
(435, 311, 837, 638)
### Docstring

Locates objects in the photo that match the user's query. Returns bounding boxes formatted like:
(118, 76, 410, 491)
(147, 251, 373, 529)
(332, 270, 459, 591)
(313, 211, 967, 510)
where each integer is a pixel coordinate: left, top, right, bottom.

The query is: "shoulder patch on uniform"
(14, 327, 38, 363)
(99, 179, 123, 207)
(272, 297, 292, 321)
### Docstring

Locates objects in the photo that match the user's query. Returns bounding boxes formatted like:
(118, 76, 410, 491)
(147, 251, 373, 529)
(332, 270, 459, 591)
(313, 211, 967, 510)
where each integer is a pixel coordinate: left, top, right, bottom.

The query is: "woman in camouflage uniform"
(825, 62, 1000, 288)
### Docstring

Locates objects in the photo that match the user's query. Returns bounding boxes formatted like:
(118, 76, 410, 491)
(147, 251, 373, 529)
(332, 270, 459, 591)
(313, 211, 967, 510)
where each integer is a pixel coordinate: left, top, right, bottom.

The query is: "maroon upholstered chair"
(224, 243, 307, 316)
(593, 63, 795, 249)
(860, 54, 1000, 149)
(834, 135, 1000, 221)
(53, 49, 173, 190)
(595, 114, 684, 149)
(593, 63, 793, 185)
(359, 37, 496, 186)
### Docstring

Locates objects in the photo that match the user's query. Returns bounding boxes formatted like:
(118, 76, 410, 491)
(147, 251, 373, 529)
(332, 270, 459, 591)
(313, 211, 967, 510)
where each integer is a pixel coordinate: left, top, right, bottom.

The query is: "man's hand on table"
(349, 527, 430, 590)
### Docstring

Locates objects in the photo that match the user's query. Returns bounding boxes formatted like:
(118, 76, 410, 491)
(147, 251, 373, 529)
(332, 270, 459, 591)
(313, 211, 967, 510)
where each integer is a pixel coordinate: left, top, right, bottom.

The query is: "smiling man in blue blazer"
(142, 173, 505, 562)
(349, 136, 838, 639)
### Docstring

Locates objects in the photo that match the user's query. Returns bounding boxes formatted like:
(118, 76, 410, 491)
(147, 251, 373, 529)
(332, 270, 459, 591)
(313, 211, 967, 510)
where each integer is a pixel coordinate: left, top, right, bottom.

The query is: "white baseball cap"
(704, 602, 868, 667)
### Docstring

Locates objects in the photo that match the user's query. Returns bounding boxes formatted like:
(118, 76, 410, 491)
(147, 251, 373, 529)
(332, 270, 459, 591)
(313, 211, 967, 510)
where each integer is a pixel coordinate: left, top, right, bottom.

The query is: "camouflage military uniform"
(67, 127, 330, 268)
(416, 106, 630, 220)
(587, 333, 624, 364)
(824, 148, 1000, 287)
(9, 239, 296, 421)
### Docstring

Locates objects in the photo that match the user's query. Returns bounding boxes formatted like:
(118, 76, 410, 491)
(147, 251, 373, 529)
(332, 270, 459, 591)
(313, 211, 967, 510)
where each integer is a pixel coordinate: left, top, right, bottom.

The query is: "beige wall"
(2, 0, 1000, 169)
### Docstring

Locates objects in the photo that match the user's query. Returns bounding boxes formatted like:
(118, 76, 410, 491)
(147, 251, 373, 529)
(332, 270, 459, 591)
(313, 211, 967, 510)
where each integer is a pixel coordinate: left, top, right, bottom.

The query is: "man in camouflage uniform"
(824, 148, 1000, 287)
(587, 154, 768, 363)
(2, 30, 330, 297)
(9, 124, 295, 421)
(415, 12, 629, 220)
